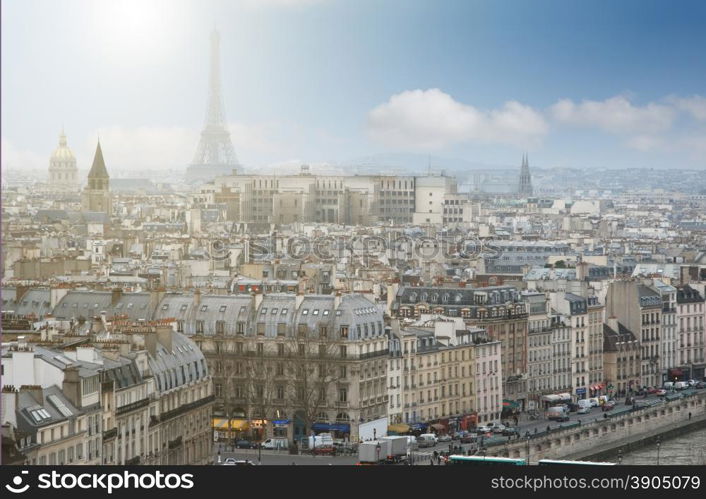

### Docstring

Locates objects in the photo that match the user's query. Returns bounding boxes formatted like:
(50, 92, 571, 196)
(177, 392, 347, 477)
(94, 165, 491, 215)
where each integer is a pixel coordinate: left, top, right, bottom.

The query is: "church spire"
(88, 140, 109, 179)
(518, 153, 533, 197)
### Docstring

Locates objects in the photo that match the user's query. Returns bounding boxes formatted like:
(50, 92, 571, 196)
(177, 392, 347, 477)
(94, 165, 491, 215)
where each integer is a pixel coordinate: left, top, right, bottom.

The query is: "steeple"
(88, 140, 109, 179)
(518, 153, 533, 197)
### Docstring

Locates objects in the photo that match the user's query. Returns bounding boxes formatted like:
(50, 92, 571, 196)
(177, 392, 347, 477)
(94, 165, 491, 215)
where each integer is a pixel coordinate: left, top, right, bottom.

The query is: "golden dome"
(51, 131, 76, 161)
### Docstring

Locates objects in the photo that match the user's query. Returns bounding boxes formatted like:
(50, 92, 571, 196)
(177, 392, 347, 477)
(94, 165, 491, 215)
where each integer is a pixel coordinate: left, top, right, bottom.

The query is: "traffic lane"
(215, 449, 359, 465)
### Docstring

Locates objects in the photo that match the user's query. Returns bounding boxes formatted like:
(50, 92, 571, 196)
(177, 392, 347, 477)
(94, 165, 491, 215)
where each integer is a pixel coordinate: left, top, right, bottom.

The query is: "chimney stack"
(194, 288, 201, 307)
(61, 368, 81, 408)
(156, 325, 173, 353)
(111, 288, 123, 306)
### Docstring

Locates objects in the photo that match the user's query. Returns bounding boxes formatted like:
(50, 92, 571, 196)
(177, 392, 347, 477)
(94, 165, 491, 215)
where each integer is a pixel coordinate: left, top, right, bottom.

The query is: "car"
(477, 425, 492, 434)
(688, 379, 697, 387)
(460, 433, 477, 444)
(647, 387, 659, 394)
(577, 406, 590, 414)
(695, 381, 706, 389)
(588, 398, 599, 407)
(601, 401, 617, 412)
(222, 458, 255, 465)
(501, 427, 519, 437)
(491, 424, 507, 434)
(437, 434, 452, 442)
(655, 388, 667, 396)
(235, 439, 258, 449)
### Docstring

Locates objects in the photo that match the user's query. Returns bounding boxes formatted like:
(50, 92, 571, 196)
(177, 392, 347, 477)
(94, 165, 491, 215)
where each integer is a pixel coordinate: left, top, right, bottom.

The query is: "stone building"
(81, 141, 112, 215)
(48, 131, 78, 191)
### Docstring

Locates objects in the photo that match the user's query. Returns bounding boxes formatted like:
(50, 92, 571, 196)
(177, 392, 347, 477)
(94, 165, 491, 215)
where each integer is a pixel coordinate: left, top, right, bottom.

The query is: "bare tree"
(283, 325, 345, 440)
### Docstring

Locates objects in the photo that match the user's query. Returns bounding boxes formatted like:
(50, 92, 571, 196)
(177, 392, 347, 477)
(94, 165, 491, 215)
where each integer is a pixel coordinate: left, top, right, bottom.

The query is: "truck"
(379, 436, 408, 463)
(358, 440, 391, 464)
(546, 406, 570, 422)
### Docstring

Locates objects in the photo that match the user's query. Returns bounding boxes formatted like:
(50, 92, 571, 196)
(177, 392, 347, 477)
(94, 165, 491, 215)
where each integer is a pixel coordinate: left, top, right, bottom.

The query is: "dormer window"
(200, 305, 208, 312)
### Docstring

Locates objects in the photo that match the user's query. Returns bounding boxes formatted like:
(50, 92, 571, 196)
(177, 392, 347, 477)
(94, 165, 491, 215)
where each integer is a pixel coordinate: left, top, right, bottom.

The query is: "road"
(212, 394, 675, 465)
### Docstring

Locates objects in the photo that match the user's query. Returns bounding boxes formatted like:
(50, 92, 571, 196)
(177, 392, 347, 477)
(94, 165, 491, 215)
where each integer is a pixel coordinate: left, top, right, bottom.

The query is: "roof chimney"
(194, 288, 201, 307)
(111, 288, 123, 306)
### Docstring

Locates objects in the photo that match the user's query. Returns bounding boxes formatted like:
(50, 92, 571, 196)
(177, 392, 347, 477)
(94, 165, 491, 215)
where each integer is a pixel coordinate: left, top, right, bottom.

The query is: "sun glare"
(88, 0, 187, 64)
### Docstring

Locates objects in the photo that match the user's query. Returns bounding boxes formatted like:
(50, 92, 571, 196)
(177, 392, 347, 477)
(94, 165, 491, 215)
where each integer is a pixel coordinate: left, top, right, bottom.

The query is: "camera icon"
(5, 470, 30, 494)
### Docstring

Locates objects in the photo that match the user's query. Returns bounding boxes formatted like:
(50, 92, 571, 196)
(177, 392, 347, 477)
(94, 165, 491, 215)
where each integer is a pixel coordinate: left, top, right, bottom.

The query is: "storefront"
(459, 413, 477, 431)
(576, 387, 587, 399)
(272, 419, 290, 438)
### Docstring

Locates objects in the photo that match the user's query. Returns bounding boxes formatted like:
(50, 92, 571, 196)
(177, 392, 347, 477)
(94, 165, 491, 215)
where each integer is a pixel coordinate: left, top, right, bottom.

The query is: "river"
(609, 426, 706, 465)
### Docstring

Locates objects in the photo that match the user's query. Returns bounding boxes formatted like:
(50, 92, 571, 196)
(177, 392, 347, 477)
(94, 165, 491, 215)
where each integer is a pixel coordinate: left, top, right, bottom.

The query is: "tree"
(283, 325, 346, 440)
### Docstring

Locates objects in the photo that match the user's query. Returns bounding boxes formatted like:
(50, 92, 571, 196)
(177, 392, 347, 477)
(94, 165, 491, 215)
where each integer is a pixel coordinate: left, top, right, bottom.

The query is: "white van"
(417, 434, 437, 448)
(674, 381, 689, 390)
(260, 438, 289, 450)
(587, 397, 600, 407)
(578, 399, 592, 410)
(663, 382, 674, 390)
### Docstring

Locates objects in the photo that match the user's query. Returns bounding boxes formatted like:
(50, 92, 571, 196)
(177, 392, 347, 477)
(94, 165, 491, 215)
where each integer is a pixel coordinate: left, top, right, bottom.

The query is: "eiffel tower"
(518, 153, 533, 197)
(186, 29, 239, 183)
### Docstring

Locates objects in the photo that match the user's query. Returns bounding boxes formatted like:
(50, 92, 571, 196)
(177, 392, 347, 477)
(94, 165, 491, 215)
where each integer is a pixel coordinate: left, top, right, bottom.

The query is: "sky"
(2, 0, 706, 176)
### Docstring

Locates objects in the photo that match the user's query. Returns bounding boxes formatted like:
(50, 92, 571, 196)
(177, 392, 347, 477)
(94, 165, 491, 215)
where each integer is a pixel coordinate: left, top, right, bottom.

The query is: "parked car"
(437, 434, 452, 442)
(235, 439, 258, 449)
(417, 434, 437, 448)
(663, 382, 674, 390)
(491, 423, 507, 434)
(223, 458, 255, 465)
(656, 389, 667, 396)
(674, 381, 689, 390)
(477, 425, 492, 434)
(695, 381, 706, 389)
(546, 406, 570, 422)
(577, 406, 590, 415)
(647, 387, 659, 394)
(687, 379, 698, 387)
(587, 397, 600, 407)
(601, 400, 617, 411)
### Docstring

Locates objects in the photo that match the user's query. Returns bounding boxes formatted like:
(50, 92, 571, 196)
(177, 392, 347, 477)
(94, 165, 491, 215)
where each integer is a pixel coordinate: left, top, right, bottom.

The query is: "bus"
(537, 459, 616, 466)
(448, 455, 527, 466)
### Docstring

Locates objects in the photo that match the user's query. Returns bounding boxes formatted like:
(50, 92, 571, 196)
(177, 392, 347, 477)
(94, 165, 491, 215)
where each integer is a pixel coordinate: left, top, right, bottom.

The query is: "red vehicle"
(647, 387, 659, 394)
(601, 400, 617, 411)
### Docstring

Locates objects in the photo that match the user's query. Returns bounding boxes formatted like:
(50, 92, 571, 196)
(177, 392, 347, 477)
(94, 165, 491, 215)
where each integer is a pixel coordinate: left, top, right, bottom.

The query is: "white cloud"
(550, 95, 676, 135)
(367, 89, 548, 150)
(667, 95, 706, 121)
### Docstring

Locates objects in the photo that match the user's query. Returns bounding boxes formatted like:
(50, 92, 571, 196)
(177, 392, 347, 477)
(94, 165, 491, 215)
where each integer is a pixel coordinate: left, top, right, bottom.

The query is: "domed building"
(48, 130, 79, 191)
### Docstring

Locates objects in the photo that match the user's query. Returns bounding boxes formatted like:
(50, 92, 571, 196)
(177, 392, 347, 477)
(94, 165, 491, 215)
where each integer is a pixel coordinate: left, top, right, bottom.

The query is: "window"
(257, 343, 264, 355)
(340, 326, 349, 339)
(298, 324, 307, 337)
(276, 363, 284, 376)
(339, 388, 348, 402)
(281, 308, 288, 315)
(340, 346, 347, 358)
(180, 304, 188, 312)
(216, 321, 225, 334)
(271, 308, 278, 315)
(257, 323, 265, 335)
(313, 309, 319, 315)
(278, 344, 285, 356)
(195, 321, 204, 334)
(340, 366, 347, 379)
(323, 310, 330, 316)
(302, 309, 309, 315)
(261, 307, 268, 315)
(320, 326, 328, 338)
(200, 305, 207, 312)
(299, 344, 306, 356)
(219, 305, 227, 312)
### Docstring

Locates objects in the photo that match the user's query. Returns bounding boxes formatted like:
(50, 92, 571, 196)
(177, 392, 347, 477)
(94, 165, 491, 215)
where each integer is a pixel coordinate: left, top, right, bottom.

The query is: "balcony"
(116, 398, 150, 416)
(102, 427, 117, 440)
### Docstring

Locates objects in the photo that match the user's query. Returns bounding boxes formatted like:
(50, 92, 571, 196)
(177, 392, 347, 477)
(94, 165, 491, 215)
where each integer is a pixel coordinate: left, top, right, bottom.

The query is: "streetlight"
(618, 449, 622, 465)
(656, 437, 661, 466)
(376, 442, 381, 464)
(526, 434, 531, 465)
